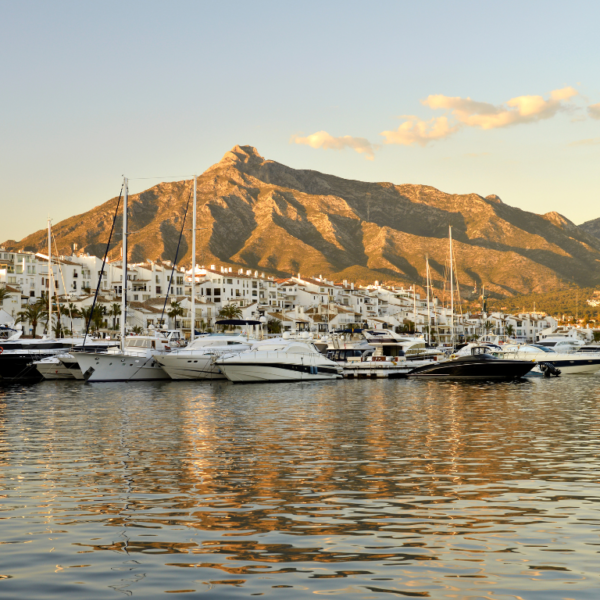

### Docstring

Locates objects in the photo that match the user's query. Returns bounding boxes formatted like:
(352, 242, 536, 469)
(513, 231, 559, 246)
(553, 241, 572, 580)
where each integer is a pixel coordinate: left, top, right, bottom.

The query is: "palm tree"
(15, 303, 46, 338)
(81, 305, 104, 334)
(109, 303, 121, 330)
(0, 285, 11, 306)
(51, 316, 63, 338)
(267, 318, 282, 334)
(65, 302, 81, 334)
(505, 324, 515, 338)
(167, 300, 185, 329)
(483, 320, 494, 334)
(218, 303, 243, 320)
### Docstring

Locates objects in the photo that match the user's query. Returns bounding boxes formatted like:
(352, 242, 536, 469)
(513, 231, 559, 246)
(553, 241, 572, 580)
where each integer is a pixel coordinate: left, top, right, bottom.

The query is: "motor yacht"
(75, 333, 177, 382)
(34, 339, 121, 380)
(330, 329, 443, 378)
(535, 339, 584, 353)
(408, 344, 535, 380)
(215, 339, 342, 383)
(0, 337, 112, 383)
(153, 334, 252, 380)
(497, 344, 600, 374)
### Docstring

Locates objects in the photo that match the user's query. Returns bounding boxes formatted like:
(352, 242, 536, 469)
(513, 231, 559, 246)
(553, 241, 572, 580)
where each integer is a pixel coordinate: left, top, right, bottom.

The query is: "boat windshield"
(530, 344, 554, 353)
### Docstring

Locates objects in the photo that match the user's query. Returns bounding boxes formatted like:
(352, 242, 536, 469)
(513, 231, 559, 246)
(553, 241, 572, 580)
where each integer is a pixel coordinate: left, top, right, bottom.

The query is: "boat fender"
(0, 346, 3, 354)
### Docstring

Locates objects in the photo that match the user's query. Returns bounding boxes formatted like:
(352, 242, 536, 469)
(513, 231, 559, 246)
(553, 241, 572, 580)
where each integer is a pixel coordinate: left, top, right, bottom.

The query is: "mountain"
(5, 145, 600, 298)
(579, 217, 600, 239)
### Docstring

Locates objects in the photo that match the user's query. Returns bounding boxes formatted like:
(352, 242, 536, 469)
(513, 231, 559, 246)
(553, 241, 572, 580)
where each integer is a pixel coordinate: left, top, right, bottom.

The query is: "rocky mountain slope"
(5, 145, 600, 298)
(579, 217, 600, 239)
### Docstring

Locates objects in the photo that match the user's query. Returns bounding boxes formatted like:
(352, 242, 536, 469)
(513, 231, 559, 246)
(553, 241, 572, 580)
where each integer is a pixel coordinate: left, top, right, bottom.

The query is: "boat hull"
(534, 358, 600, 375)
(153, 354, 225, 380)
(75, 353, 169, 382)
(35, 360, 75, 380)
(217, 363, 341, 383)
(0, 354, 53, 383)
(409, 359, 534, 380)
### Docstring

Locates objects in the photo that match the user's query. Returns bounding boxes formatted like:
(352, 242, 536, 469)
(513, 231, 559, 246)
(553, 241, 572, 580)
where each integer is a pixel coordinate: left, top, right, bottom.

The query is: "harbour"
(1, 376, 600, 598)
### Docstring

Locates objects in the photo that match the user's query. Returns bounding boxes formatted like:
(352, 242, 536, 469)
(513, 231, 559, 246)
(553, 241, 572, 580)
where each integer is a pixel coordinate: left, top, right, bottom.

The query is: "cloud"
(568, 137, 600, 147)
(291, 131, 375, 160)
(380, 116, 458, 146)
(589, 103, 600, 120)
(422, 86, 578, 129)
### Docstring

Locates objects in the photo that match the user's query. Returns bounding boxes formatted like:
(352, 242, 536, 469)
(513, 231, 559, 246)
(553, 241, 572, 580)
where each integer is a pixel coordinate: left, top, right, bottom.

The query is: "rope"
(83, 185, 123, 348)
(160, 186, 193, 329)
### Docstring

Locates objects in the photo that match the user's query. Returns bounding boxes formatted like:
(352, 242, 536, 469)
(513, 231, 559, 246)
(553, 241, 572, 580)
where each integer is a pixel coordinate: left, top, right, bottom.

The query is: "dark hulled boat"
(0, 339, 115, 383)
(408, 345, 534, 380)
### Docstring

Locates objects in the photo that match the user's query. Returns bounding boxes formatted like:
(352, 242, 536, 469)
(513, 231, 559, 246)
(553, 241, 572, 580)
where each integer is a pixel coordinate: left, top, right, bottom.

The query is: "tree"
(65, 302, 81, 334)
(505, 324, 515, 337)
(109, 303, 121, 330)
(51, 316, 63, 338)
(0, 285, 11, 306)
(167, 300, 185, 329)
(81, 305, 104, 334)
(267, 318, 282, 334)
(593, 331, 600, 343)
(483, 320, 494, 334)
(218, 303, 243, 320)
(15, 303, 46, 338)
(132, 325, 144, 335)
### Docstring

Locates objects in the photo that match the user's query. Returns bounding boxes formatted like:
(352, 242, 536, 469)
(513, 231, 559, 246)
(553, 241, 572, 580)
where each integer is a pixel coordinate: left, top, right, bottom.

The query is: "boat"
(214, 339, 342, 383)
(0, 338, 119, 383)
(497, 344, 600, 374)
(34, 354, 76, 380)
(153, 334, 252, 380)
(34, 339, 121, 380)
(408, 344, 535, 380)
(331, 329, 443, 378)
(0, 324, 21, 342)
(75, 333, 179, 382)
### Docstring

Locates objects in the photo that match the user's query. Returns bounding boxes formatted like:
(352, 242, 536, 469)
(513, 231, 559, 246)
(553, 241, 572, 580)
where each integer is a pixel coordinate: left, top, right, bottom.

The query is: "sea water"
(1, 377, 600, 599)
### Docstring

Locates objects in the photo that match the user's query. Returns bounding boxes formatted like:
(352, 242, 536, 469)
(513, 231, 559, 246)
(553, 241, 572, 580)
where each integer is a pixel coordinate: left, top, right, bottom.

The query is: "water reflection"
(1, 377, 600, 598)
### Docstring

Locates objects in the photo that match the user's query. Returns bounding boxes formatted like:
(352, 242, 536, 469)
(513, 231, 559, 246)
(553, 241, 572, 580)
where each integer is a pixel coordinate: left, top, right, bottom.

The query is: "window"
(227, 278, 233, 284)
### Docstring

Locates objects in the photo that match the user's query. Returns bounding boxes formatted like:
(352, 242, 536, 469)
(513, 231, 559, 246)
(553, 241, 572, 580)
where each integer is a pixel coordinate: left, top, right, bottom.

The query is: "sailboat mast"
(413, 284, 417, 334)
(47, 218, 52, 336)
(449, 226, 454, 346)
(121, 177, 128, 352)
(426, 256, 431, 344)
(191, 176, 196, 342)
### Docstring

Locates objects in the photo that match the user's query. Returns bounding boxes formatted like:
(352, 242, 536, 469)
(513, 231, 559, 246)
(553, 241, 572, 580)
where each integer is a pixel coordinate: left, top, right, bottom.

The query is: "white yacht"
(35, 354, 76, 380)
(35, 339, 121, 380)
(497, 344, 600, 374)
(153, 334, 252, 380)
(75, 334, 175, 382)
(330, 330, 443, 378)
(215, 339, 342, 383)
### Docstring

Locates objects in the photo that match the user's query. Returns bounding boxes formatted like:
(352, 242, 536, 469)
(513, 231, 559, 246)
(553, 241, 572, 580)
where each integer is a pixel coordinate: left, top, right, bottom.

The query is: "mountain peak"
(220, 145, 264, 165)
(543, 211, 576, 230)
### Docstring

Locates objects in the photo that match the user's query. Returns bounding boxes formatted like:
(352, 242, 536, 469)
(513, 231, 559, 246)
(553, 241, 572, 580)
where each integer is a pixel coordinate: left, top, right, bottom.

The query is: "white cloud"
(422, 87, 578, 129)
(380, 116, 458, 146)
(589, 103, 600, 120)
(291, 131, 375, 160)
(568, 137, 600, 147)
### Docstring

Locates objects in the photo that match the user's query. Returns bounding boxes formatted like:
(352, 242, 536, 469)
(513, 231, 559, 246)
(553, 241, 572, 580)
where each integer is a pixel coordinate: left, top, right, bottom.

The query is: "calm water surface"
(1, 377, 600, 599)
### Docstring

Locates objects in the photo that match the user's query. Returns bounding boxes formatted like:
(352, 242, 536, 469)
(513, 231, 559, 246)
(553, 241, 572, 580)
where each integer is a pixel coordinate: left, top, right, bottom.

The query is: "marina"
(1, 376, 600, 599)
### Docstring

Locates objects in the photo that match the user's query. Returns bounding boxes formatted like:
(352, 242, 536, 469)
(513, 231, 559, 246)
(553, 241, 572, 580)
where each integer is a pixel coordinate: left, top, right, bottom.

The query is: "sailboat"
(74, 177, 174, 382)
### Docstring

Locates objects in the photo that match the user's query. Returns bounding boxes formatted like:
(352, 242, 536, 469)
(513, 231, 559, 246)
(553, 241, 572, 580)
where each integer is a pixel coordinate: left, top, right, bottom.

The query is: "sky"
(1, 0, 599, 242)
